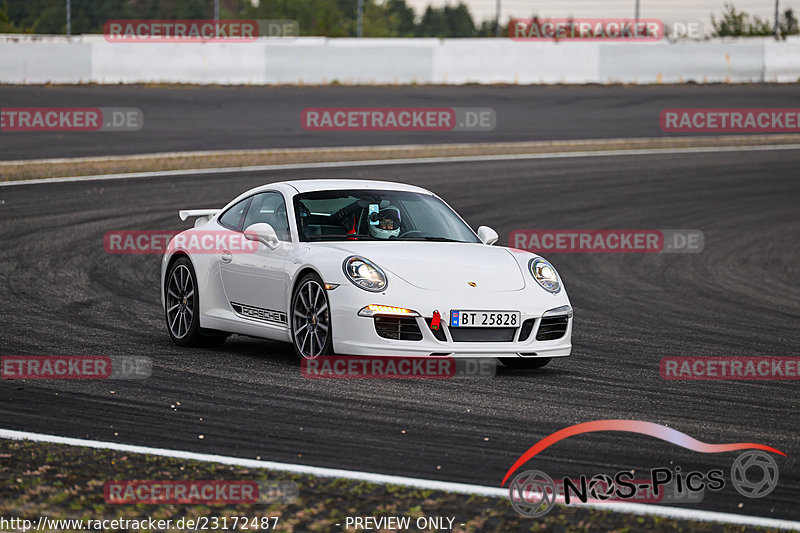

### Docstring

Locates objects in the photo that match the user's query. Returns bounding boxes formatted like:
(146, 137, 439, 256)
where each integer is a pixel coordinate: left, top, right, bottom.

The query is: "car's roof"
(277, 179, 433, 195)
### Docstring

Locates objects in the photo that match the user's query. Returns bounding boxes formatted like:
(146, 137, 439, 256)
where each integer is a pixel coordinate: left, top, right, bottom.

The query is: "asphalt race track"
(2, 84, 800, 159)
(0, 142, 798, 521)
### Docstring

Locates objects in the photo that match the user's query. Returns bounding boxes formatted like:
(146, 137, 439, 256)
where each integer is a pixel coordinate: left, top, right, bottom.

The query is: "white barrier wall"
(432, 40, 600, 84)
(599, 42, 766, 83)
(0, 35, 798, 85)
(92, 42, 269, 84)
(764, 39, 800, 82)
(0, 37, 92, 83)
(263, 38, 435, 84)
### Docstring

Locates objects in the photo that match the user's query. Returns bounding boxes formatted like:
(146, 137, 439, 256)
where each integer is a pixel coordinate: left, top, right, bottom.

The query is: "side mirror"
(477, 226, 499, 246)
(244, 223, 280, 250)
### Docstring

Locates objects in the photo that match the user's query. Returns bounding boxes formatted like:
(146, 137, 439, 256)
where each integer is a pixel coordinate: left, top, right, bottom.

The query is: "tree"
(444, 3, 475, 37)
(2, 0, 132, 34)
(175, 0, 208, 19)
(363, 0, 391, 37)
(0, 0, 20, 33)
(242, 0, 350, 36)
(386, 0, 415, 37)
(713, 3, 775, 37)
(31, 3, 65, 34)
(415, 3, 476, 37)
(0, 0, 486, 38)
(415, 6, 447, 37)
(780, 8, 799, 36)
(146, 0, 162, 20)
(0, 1, 9, 30)
(476, 18, 497, 37)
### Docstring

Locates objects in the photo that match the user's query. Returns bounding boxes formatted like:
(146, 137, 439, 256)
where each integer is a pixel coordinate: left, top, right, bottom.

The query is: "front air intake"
(536, 316, 569, 341)
(450, 327, 516, 342)
(374, 316, 423, 341)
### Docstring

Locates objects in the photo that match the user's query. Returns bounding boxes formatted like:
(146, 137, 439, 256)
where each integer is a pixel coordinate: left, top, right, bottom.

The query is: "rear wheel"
(165, 257, 227, 347)
(291, 273, 333, 359)
(501, 357, 552, 370)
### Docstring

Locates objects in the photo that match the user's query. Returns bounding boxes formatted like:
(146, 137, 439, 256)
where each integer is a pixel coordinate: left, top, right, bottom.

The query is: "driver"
(368, 206, 401, 239)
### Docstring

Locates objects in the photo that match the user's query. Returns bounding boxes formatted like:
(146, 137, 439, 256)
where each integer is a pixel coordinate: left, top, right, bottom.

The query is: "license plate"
(450, 310, 520, 328)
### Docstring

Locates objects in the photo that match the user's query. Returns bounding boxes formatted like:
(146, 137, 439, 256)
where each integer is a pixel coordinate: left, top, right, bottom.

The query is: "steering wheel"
(398, 229, 424, 238)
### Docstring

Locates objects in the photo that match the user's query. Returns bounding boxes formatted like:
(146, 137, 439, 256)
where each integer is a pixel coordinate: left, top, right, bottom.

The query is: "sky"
(405, 0, 796, 32)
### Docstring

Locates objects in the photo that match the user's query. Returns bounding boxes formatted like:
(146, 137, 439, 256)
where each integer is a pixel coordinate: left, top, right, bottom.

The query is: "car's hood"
(317, 242, 527, 292)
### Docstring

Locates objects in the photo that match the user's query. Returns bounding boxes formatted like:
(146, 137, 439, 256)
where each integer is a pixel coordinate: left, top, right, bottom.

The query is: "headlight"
(529, 258, 560, 293)
(343, 256, 387, 292)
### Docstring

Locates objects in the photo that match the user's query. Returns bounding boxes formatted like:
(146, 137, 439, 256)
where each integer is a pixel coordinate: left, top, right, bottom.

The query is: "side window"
(218, 198, 251, 231)
(243, 192, 290, 241)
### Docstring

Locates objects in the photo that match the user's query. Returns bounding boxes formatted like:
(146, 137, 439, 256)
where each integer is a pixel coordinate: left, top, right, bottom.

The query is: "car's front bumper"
(328, 283, 572, 359)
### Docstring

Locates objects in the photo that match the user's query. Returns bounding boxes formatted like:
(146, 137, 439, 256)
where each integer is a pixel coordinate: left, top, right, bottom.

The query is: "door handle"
(221, 250, 233, 264)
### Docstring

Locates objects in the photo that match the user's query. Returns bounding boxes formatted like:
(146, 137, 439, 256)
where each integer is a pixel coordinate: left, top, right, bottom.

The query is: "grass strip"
(2, 135, 799, 183)
(0, 439, 781, 532)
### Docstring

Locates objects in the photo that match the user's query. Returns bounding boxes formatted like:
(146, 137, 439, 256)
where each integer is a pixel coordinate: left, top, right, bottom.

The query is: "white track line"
(2, 143, 799, 188)
(0, 428, 798, 530)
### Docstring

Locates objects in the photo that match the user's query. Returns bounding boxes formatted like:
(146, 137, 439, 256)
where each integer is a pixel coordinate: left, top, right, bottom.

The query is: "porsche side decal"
(230, 302, 288, 325)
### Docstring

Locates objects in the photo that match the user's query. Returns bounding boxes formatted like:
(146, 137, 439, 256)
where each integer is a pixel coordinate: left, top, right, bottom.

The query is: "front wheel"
(501, 357, 552, 370)
(291, 273, 333, 359)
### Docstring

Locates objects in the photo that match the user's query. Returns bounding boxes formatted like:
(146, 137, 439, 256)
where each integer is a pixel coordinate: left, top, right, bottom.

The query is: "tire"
(291, 272, 333, 359)
(501, 357, 552, 370)
(165, 257, 227, 347)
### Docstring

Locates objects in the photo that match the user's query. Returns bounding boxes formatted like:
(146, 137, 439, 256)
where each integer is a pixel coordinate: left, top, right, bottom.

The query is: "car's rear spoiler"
(179, 209, 220, 227)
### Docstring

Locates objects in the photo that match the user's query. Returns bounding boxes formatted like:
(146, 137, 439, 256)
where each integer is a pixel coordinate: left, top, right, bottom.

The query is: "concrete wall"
(0, 35, 798, 85)
(764, 38, 800, 83)
(0, 37, 93, 84)
(598, 41, 766, 84)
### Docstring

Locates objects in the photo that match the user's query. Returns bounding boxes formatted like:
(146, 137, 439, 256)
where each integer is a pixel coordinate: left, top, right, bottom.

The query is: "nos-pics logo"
(502, 420, 783, 518)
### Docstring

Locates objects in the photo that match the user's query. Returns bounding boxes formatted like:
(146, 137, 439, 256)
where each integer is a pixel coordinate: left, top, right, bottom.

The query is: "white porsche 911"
(161, 179, 572, 369)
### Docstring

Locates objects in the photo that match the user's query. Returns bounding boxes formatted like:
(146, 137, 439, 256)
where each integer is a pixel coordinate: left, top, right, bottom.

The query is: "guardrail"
(0, 35, 798, 84)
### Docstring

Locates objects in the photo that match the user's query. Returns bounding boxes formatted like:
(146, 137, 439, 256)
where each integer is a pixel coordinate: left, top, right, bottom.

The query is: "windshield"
(293, 189, 481, 243)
